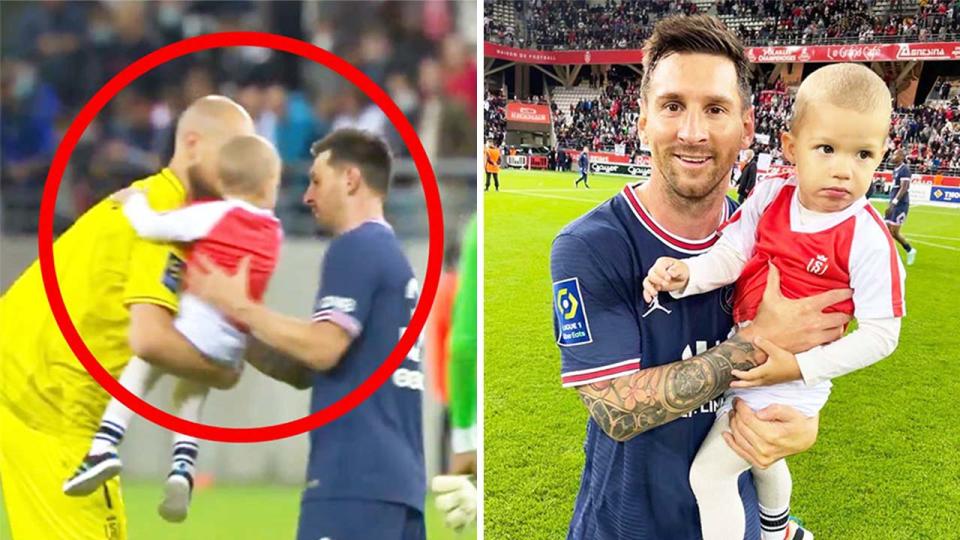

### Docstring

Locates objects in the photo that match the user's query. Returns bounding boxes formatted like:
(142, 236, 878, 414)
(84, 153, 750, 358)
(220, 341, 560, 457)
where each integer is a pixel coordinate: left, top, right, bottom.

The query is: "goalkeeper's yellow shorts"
(0, 406, 126, 540)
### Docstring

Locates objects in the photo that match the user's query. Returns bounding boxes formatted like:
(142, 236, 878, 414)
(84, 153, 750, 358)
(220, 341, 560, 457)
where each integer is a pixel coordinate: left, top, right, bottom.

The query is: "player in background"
(185, 128, 427, 540)
(485, 139, 501, 191)
(884, 150, 917, 265)
(644, 63, 904, 540)
(575, 146, 590, 188)
(0, 95, 253, 540)
(62, 135, 283, 523)
(432, 215, 478, 532)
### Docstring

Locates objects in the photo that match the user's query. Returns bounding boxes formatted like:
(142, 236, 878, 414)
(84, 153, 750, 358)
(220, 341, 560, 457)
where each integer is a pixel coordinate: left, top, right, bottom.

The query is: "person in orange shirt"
(485, 139, 501, 191)
(425, 244, 459, 471)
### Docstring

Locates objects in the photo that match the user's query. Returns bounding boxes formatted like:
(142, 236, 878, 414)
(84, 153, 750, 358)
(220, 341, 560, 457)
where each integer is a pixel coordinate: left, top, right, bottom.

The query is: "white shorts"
(174, 293, 246, 367)
(718, 379, 832, 418)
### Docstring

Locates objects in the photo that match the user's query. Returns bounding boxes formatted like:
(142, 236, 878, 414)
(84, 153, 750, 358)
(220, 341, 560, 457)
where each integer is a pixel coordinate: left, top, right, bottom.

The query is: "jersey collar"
(620, 183, 726, 254)
(159, 168, 187, 199)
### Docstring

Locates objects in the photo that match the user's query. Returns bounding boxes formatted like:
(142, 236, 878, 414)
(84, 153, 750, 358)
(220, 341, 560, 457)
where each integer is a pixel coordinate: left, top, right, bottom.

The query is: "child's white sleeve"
(795, 317, 900, 386)
(672, 177, 786, 298)
(123, 193, 225, 242)
(671, 237, 747, 298)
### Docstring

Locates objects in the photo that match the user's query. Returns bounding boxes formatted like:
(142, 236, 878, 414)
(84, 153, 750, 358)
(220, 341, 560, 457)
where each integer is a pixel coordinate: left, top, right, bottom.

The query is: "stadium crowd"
(523, 0, 696, 51)
(553, 78, 644, 155)
(544, 71, 960, 175)
(730, 0, 960, 45)
(485, 0, 960, 50)
(484, 88, 508, 144)
(2, 0, 475, 234)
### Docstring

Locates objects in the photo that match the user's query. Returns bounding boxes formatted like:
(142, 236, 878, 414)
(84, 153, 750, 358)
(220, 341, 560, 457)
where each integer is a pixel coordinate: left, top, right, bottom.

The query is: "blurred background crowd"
(485, 0, 960, 49)
(484, 0, 960, 175)
(1, 0, 476, 236)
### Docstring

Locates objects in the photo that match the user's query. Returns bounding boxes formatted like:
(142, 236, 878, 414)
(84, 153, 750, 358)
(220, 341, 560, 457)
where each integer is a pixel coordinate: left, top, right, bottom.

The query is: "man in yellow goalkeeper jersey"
(0, 95, 255, 540)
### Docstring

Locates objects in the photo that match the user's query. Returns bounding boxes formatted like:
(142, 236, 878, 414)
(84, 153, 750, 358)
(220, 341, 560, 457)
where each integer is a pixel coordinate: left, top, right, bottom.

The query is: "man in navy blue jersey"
(552, 16, 853, 540)
(884, 150, 917, 265)
(189, 128, 426, 540)
(575, 146, 590, 188)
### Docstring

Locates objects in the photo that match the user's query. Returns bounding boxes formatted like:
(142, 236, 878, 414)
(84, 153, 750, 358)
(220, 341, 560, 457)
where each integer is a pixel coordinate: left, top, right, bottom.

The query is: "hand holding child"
(730, 336, 803, 388)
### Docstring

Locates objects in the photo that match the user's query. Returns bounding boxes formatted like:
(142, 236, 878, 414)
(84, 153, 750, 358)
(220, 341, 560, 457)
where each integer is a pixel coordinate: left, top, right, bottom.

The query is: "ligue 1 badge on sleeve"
(554, 277, 592, 346)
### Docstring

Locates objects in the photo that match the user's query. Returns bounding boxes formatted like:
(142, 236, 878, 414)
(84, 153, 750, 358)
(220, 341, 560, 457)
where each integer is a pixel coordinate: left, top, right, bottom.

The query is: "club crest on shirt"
(554, 277, 592, 346)
(806, 254, 829, 276)
(720, 284, 735, 315)
(162, 252, 185, 293)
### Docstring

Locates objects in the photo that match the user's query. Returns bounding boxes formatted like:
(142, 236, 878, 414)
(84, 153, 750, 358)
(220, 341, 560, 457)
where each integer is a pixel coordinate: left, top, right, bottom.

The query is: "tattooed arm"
(577, 265, 855, 442)
(578, 334, 761, 442)
(245, 337, 313, 390)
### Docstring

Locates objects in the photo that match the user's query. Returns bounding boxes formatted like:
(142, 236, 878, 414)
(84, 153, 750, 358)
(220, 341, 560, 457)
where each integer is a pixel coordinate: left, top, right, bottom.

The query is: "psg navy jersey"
(304, 221, 425, 512)
(551, 184, 759, 540)
(891, 163, 910, 202)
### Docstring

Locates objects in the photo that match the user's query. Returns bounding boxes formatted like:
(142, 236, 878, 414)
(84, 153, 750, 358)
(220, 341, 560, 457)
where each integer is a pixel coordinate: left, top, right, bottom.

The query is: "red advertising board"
(562, 150, 636, 164)
(485, 42, 643, 65)
(762, 165, 960, 187)
(485, 41, 960, 65)
(505, 101, 551, 124)
(744, 42, 960, 63)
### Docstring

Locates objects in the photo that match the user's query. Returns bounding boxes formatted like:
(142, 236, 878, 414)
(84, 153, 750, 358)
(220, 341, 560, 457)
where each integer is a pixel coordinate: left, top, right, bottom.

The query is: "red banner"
(505, 101, 551, 124)
(485, 42, 643, 65)
(485, 41, 960, 65)
(745, 42, 960, 63)
(563, 150, 637, 164)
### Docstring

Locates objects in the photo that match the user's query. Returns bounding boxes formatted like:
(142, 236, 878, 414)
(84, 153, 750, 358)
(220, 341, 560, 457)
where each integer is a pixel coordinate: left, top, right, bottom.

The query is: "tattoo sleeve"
(577, 334, 760, 442)
(245, 337, 313, 390)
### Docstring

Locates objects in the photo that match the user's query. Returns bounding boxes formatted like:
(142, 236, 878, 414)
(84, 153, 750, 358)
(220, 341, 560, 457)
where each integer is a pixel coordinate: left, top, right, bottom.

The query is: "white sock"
(91, 357, 161, 455)
(759, 503, 791, 540)
(170, 437, 199, 478)
(169, 378, 209, 478)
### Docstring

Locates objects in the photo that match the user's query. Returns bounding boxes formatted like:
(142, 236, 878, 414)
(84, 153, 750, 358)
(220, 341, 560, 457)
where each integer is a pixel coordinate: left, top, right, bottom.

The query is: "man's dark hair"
(310, 128, 393, 196)
(640, 15, 751, 109)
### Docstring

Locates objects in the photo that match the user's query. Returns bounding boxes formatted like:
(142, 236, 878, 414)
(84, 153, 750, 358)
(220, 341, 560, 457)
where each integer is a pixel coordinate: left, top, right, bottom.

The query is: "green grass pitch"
(0, 481, 475, 539)
(484, 169, 960, 539)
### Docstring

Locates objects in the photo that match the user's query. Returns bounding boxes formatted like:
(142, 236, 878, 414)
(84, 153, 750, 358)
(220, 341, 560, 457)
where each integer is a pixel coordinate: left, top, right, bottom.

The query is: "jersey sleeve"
(312, 236, 379, 338)
(123, 193, 227, 242)
(716, 176, 786, 260)
(849, 209, 907, 319)
(449, 217, 478, 453)
(121, 185, 190, 311)
(795, 317, 900, 386)
(551, 233, 642, 388)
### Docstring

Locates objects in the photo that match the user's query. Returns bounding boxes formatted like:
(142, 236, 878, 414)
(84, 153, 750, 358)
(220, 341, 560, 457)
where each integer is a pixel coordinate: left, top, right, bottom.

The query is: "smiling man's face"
(638, 52, 754, 202)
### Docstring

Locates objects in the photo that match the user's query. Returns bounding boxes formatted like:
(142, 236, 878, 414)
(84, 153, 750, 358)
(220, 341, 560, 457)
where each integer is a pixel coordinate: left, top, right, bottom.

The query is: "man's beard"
(654, 146, 731, 204)
(187, 164, 221, 200)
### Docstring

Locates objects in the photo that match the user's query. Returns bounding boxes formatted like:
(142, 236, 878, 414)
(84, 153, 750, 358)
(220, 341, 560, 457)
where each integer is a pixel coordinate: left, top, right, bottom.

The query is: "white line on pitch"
(909, 233, 960, 242)
(910, 239, 960, 252)
(497, 191, 607, 204)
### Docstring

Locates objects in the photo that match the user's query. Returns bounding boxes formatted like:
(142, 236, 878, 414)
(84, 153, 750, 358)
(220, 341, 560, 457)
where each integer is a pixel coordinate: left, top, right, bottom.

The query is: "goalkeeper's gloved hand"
(431, 475, 476, 532)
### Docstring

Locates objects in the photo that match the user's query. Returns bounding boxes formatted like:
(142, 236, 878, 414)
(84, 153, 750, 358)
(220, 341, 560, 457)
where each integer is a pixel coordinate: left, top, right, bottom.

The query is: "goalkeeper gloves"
(431, 475, 477, 532)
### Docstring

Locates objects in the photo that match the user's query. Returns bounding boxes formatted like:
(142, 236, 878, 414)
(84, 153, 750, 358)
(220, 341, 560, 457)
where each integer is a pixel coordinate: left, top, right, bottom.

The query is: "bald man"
(0, 95, 256, 540)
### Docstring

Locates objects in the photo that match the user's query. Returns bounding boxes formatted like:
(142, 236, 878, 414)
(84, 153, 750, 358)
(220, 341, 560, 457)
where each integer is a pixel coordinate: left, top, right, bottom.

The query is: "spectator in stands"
(1, 57, 61, 233)
(737, 149, 758, 203)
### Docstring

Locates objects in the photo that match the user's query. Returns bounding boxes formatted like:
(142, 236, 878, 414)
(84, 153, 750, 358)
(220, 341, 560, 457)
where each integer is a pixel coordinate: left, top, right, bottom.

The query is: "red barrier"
(485, 41, 960, 65)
